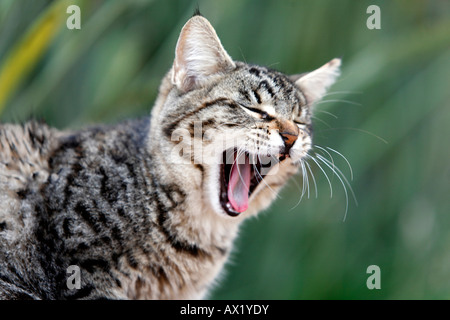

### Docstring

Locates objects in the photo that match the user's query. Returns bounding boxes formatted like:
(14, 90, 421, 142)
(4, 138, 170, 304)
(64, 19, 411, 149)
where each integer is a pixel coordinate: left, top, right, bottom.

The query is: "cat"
(0, 14, 340, 299)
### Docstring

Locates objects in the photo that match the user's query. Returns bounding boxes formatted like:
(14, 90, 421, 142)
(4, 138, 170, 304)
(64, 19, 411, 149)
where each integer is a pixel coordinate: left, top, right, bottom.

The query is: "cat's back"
(0, 118, 149, 236)
(0, 121, 58, 228)
(0, 121, 57, 183)
(0, 118, 154, 299)
(0, 121, 60, 299)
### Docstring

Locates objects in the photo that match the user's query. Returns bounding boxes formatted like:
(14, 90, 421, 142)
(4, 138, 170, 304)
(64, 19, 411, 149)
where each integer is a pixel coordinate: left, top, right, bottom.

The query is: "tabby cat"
(0, 14, 340, 299)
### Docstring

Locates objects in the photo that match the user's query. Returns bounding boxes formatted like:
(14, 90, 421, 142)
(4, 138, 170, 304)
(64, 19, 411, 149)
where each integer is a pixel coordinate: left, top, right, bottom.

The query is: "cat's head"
(151, 15, 340, 219)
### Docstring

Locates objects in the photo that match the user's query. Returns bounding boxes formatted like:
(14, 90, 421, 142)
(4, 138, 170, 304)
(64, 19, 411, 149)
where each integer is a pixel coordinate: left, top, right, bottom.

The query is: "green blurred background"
(1, 0, 449, 299)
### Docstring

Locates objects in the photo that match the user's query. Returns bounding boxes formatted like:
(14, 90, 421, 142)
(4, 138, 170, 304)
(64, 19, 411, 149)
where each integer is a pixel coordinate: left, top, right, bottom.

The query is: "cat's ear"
(291, 58, 341, 106)
(172, 16, 235, 92)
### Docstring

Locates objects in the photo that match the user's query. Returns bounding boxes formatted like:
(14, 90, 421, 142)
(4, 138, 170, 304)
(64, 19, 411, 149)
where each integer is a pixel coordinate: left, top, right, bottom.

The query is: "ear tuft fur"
(192, 5, 202, 17)
(294, 58, 341, 106)
(171, 16, 235, 92)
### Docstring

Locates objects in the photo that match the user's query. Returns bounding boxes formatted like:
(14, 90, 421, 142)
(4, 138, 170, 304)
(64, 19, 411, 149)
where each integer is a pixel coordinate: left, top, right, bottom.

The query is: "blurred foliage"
(1, 0, 450, 299)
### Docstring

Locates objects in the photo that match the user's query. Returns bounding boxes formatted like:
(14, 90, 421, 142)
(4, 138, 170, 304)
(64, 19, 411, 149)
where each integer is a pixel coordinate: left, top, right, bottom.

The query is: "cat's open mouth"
(219, 149, 284, 217)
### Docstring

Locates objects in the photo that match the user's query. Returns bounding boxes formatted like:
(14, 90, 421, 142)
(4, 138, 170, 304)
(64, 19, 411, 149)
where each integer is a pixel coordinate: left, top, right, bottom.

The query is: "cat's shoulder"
(0, 120, 58, 191)
(0, 121, 61, 239)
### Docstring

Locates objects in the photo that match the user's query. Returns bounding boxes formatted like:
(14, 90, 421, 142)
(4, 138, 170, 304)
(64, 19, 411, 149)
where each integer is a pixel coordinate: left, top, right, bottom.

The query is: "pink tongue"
(227, 155, 251, 213)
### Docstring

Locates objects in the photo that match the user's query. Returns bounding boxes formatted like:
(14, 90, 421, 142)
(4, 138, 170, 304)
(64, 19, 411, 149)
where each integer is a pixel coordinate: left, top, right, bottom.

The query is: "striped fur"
(0, 16, 340, 299)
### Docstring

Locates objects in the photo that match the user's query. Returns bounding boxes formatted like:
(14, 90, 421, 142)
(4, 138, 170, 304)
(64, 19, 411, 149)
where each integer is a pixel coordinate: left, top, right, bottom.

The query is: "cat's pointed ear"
(292, 58, 341, 106)
(172, 16, 235, 92)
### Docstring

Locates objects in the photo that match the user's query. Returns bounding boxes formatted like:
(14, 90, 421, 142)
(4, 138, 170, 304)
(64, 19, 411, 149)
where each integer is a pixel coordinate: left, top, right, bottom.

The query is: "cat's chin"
(218, 148, 287, 217)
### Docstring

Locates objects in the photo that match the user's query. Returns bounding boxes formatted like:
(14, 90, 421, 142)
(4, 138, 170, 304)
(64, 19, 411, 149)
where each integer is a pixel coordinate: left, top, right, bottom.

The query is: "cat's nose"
(280, 131, 298, 154)
(280, 130, 298, 147)
(278, 120, 299, 155)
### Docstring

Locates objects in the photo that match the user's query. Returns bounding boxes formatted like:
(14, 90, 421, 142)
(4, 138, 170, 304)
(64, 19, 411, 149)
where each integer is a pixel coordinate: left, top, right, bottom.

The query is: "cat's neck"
(146, 140, 240, 255)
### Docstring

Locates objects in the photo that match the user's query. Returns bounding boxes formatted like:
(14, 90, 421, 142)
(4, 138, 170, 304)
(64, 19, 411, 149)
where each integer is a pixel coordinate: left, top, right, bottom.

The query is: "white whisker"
(326, 147, 354, 181)
(314, 145, 336, 180)
(316, 154, 357, 206)
(258, 160, 281, 199)
(315, 99, 362, 107)
(320, 127, 388, 145)
(314, 110, 339, 119)
(302, 160, 311, 199)
(315, 154, 358, 222)
(304, 160, 318, 199)
(300, 160, 306, 200)
(306, 154, 333, 199)
(322, 90, 363, 97)
(311, 116, 332, 128)
(289, 159, 308, 211)
(315, 155, 348, 220)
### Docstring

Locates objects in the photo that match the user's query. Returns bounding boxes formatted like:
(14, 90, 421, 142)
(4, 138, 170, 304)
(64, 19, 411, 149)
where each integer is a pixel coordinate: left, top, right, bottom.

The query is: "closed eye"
(293, 119, 306, 125)
(238, 104, 273, 121)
